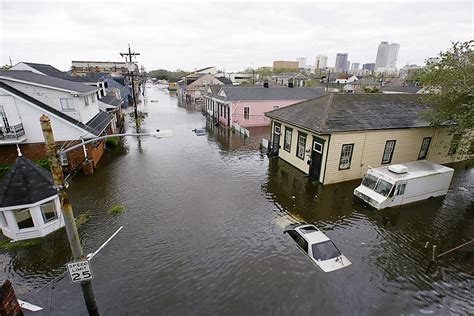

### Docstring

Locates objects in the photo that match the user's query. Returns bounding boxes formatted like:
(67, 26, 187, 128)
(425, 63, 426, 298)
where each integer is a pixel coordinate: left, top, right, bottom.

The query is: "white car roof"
(295, 225, 330, 244)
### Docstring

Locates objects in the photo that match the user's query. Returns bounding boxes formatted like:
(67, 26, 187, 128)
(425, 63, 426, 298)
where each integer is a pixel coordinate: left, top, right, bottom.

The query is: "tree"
(419, 40, 473, 133)
(1, 64, 12, 70)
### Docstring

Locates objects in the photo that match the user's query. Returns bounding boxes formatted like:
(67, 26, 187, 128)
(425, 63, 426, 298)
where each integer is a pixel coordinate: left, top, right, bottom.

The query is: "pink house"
(203, 85, 326, 128)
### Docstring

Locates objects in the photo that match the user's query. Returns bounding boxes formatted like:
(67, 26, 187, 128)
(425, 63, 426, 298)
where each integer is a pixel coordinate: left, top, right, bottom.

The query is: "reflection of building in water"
(262, 158, 359, 222)
(206, 121, 270, 152)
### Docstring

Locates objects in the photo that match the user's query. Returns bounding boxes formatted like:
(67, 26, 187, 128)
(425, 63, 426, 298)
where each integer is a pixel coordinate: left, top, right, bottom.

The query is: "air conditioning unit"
(388, 164, 408, 174)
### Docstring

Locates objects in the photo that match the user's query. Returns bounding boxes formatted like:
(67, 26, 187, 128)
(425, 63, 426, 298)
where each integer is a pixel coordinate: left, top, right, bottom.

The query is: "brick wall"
(0, 280, 23, 316)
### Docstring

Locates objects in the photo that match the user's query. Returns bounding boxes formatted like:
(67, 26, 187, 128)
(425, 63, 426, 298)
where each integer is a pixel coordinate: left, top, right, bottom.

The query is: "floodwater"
(1, 84, 473, 315)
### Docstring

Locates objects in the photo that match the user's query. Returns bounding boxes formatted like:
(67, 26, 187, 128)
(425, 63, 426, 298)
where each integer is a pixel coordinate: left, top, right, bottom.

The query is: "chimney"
(263, 80, 269, 88)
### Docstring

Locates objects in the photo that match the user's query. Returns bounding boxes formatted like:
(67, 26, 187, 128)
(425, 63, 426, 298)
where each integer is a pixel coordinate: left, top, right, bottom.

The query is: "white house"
(0, 154, 64, 241)
(0, 70, 114, 171)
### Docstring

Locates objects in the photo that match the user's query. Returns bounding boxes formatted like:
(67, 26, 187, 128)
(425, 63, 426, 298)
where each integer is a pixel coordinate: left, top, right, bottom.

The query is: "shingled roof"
(22, 62, 68, 78)
(0, 70, 97, 94)
(0, 82, 112, 136)
(0, 156, 56, 208)
(265, 93, 434, 133)
(217, 86, 327, 101)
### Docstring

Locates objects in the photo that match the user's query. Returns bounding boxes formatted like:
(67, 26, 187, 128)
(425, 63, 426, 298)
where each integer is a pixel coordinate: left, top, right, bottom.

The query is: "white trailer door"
(389, 181, 407, 207)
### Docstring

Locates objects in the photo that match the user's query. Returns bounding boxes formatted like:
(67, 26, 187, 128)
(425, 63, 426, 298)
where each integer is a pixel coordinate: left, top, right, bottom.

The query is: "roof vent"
(388, 164, 408, 174)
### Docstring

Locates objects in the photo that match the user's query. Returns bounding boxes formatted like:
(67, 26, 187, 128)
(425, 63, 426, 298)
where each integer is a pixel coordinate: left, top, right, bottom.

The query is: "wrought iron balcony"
(0, 124, 26, 140)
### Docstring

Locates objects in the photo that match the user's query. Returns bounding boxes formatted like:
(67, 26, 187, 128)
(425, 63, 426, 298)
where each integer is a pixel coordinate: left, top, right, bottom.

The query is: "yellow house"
(265, 94, 473, 184)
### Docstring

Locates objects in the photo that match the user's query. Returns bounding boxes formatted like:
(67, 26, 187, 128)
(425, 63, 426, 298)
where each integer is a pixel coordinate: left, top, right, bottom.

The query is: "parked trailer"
(354, 160, 454, 210)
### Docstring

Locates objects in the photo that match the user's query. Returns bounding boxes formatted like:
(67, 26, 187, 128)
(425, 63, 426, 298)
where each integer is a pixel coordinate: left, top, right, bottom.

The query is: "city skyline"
(1, 1, 472, 72)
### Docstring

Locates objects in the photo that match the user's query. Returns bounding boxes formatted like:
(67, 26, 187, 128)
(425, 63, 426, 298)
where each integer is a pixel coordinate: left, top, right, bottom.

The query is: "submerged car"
(192, 128, 206, 136)
(284, 224, 351, 272)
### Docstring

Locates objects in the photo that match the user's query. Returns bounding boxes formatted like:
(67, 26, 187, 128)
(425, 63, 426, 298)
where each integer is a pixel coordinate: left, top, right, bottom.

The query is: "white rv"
(354, 160, 454, 210)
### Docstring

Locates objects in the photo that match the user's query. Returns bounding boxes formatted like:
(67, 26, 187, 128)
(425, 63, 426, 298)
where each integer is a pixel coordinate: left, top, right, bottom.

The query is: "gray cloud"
(1, 1, 472, 72)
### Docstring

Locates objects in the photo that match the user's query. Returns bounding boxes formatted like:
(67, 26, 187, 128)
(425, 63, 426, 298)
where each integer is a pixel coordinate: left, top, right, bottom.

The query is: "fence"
(233, 123, 250, 137)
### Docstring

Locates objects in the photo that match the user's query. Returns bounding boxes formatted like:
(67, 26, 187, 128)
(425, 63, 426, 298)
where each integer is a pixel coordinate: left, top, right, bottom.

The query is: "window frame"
(339, 143, 354, 170)
(296, 132, 307, 160)
(448, 134, 461, 155)
(382, 140, 396, 164)
(15, 208, 35, 230)
(40, 202, 58, 224)
(243, 106, 250, 120)
(418, 137, 432, 160)
(60, 98, 75, 111)
(283, 127, 292, 152)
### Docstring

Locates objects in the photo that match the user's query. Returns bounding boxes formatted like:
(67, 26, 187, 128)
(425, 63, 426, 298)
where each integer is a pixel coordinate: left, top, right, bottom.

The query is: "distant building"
(315, 55, 328, 69)
(362, 63, 375, 72)
(375, 42, 400, 71)
(194, 66, 218, 75)
(71, 61, 133, 77)
(296, 58, 307, 68)
(273, 61, 299, 70)
(335, 53, 348, 72)
(351, 63, 360, 71)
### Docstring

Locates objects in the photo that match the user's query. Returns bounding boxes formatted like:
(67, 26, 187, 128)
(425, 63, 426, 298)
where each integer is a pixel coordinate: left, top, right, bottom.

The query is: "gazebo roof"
(0, 156, 57, 208)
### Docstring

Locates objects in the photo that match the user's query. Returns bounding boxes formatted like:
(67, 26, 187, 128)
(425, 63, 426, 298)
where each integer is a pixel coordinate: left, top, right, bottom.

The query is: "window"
(312, 241, 341, 261)
(15, 209, 35, 229)
(60, 98, 75, 111)
(313, 142, 323, 154)
(362, 174, 378, 190)
(339, 144, 354, 170)
(223, 106, 226, 119)
(300, 226, 317, 234)
(418, 137, 431, 160)
(287, 230, 309, 253)
(273, 105, 280, 110)
(374, 179, 393, 197)
(448, 134, 461, 155)
(296, 133, 306, 160)
(395, 183, 406, 196)
(243, 107, 250, 120)
(274, 124, 281, 134)
(40, 202, 58, 224)
(84, 96, 89, 106)
(382, 140, 396, 164)
(0, 212, 7, 227)
(284, 127, 292, 152)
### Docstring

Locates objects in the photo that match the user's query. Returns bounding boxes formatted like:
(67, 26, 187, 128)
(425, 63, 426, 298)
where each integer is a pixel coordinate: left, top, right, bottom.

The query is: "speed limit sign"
(67, 260, 94, 283)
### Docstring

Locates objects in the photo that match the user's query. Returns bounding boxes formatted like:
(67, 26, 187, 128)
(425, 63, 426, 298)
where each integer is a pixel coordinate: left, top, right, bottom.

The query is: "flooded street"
(1, 84, 473, 315)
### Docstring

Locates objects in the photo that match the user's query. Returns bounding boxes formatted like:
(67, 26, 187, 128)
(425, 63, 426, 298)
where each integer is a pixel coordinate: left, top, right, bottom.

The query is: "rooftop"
(0, 156, 56, 208)
(0, 70, 97, 94)
(216, 86, 327, 101)
(22, 62, 68, 78)
(265, 93, 434, 133)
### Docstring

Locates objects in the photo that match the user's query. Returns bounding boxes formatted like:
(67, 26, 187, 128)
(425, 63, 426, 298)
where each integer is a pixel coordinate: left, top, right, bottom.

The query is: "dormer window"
(60, 98, 75, 111)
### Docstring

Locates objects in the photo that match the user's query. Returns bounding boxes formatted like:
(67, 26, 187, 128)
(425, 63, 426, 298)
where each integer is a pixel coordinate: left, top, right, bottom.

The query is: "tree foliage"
(419, 40, 473, 132)
(149, 69, 187, 82)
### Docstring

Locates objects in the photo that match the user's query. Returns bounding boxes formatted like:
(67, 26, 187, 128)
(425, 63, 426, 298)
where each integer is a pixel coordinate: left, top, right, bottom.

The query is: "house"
(194, 66, 218, 75)
(71, 61, 132, 77)
(203, 85, 326, 128)
(334, 74, 358, 84)
(178, 73, 231, 103)
(0, 70, 114, 173)
(0, 153, 64, 241)
(272, 73, 306, 87)
(11, 62, 68, 78)
(351, 77, 379, 93)
(265, 94, 473, 184)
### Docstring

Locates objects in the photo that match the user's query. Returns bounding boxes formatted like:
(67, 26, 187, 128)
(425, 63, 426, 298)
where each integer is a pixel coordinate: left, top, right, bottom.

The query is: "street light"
(40, 115, 173, 315)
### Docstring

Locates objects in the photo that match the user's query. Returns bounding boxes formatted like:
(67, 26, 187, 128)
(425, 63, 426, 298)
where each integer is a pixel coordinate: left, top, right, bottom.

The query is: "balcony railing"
(0, 124, 25, 140)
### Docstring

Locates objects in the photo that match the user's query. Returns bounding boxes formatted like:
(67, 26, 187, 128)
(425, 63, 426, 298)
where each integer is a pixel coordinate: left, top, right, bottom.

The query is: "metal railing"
(0, 123, 25, 140)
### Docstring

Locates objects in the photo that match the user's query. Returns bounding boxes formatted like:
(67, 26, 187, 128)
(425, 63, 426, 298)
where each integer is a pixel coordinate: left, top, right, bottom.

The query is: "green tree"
(419, 40, 473, 133)
(1, 64, 12, 70)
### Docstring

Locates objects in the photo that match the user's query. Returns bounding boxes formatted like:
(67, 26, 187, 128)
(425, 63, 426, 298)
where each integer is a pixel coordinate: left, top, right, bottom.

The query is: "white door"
(389, 181, 407, 207)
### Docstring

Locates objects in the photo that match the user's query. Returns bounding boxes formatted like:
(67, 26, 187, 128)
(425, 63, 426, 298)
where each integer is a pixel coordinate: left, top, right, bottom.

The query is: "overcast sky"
(1, 0, 472, 72)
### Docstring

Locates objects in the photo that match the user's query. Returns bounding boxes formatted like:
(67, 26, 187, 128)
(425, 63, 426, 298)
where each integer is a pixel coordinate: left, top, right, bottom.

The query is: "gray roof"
(0, 70, 97, 94)
(216, 77, 233, 85)
(217, 86, 327, 101)
(23, 62, 68, 78)
(99, 95, 123, 107)
(265, 93, 433, 133)
(382, 86, 421, 93)
(0, 82, 112, 136)
(0, 156, 56, 208)
(352, 78, 378, 85)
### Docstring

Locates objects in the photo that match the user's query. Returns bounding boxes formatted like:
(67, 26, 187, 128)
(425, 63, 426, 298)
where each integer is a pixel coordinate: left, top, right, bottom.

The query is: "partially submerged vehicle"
(354, 160, 454, 210)
(284, 224, 351, 272)
(192, 128, 206, 136)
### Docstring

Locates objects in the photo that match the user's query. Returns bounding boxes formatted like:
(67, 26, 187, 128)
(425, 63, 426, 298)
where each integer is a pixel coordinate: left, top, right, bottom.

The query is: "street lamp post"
(40, 114, 172, 315)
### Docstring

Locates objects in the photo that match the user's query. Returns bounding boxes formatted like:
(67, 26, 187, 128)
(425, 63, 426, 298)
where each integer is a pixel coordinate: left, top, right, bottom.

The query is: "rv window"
(396, 183, 406, 195)
(374, 179, 393, 197)
(362, 174, 378, 190)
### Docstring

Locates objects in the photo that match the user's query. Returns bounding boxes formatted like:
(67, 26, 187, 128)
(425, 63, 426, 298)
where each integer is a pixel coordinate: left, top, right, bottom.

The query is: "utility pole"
(120, 44, 141, 133)
(40, 115, 99, 316)
(326, 70, 330, 92)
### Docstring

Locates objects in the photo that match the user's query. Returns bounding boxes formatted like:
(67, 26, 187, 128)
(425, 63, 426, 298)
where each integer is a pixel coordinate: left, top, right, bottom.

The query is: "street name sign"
(67, 260, 94, 283)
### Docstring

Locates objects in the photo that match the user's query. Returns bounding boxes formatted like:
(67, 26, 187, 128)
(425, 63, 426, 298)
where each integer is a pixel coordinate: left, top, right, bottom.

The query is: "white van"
(354, 160, 454, 210)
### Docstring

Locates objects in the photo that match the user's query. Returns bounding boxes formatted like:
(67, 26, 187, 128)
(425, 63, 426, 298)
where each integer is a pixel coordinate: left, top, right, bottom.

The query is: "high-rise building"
(346, 61, 351, 71)
(375, 42, 400, 70)
(351, 63, 360, 71)
(335, 53, 348, 72)
(362, 63, 375, 71)
(296, 57, 307, 68)
(315, 55, 327, 69)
